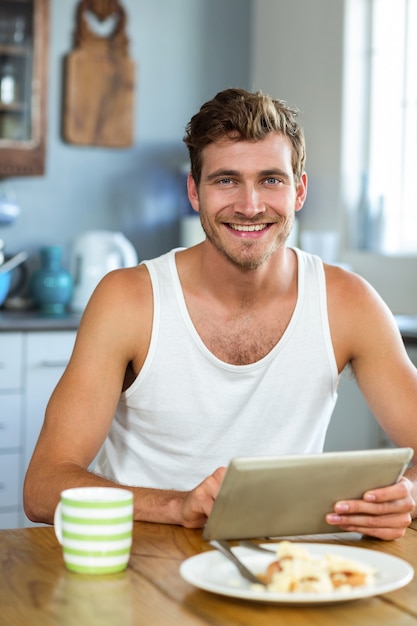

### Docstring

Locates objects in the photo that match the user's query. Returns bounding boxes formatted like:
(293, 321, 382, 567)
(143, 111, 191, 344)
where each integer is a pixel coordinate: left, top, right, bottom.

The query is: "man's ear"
(295, 171, 308, 212)
(187, 173, 200, 214)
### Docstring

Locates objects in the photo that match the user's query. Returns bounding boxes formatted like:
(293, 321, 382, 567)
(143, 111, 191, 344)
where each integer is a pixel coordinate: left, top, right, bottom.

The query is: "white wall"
(251, 0, 345, 233)
(251, 0, 417, 314)
(4, 0, 417, 313)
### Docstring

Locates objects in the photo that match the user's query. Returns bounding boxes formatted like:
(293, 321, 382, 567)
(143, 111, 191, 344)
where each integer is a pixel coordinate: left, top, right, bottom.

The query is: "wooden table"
(1, 520, 417, 626)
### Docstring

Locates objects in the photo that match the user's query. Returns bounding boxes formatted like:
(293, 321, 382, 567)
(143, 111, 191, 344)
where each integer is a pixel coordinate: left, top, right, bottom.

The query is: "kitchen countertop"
(0, 309, 81, 331)
(2, 522, 417, 626)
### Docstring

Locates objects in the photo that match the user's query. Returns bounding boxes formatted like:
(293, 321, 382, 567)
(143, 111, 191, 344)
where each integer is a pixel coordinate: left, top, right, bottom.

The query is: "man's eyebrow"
(205, 168, 291, 181)
(205, 169, 240, 181)
(259, 169, 291, 181)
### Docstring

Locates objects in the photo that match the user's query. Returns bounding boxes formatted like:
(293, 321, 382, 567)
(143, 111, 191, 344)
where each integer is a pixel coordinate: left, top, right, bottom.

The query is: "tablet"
(202, 447, 413, 541)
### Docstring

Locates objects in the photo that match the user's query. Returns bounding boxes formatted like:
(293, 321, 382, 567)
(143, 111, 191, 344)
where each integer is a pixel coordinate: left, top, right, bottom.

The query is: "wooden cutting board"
(63, 0, 135, 148)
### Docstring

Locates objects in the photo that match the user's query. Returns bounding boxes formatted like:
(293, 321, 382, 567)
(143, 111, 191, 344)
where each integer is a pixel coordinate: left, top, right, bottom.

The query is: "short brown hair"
(183, 88, 306, 186)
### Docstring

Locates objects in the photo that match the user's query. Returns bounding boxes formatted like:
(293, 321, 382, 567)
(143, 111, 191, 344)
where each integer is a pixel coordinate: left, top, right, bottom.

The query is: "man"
(24, 88, 417, 539)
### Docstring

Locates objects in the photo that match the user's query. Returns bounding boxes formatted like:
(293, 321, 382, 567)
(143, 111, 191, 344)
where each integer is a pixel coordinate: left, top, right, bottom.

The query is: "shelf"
(0, 0, 49, 177)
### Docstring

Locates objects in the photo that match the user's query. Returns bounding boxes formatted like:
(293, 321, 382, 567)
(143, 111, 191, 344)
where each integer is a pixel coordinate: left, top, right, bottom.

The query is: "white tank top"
(95, 247, 339, 490)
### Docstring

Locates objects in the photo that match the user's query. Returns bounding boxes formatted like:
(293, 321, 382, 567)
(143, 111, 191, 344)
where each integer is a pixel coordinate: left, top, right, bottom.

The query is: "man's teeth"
(229, 224, 269, 232)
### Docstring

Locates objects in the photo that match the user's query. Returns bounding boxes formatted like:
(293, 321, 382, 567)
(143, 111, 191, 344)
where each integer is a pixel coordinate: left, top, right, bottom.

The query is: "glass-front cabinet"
(0, 0, 49, 176)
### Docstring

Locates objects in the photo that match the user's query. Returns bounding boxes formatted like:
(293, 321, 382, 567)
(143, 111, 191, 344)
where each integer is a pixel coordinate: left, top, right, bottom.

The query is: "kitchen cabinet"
(23, 331, 76, 479)
(0, 330, 76, 528)
(0, 332, 23, 528)
(324, 369, 382, 452)
(0, 0, 49, 176)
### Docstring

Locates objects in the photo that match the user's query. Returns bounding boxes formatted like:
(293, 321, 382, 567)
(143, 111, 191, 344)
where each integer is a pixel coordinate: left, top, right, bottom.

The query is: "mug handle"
(54, 501, 63, 545)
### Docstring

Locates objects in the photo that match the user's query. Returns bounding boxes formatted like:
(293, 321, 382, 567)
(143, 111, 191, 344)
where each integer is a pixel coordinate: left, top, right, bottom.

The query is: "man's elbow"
(23, 472, 51, 525)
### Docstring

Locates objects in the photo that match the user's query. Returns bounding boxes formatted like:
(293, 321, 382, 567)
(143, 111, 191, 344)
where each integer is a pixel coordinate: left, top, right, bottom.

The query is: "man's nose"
(235, 185, 265, 217)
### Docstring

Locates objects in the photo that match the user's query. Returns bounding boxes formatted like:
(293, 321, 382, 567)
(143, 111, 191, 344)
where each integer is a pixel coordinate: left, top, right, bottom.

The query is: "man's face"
(187, 133, 307, 269)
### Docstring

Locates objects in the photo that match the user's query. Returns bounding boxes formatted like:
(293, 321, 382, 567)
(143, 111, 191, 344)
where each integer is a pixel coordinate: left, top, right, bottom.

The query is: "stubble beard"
(199, 210, 295, 270)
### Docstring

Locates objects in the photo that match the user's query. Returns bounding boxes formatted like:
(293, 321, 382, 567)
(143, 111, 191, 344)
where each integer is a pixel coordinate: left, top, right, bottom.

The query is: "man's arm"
(325, 265, 417, 538)
(25, 455, 226, 527)
(23, 265, 220, 527)
(23, 266, 144, 523)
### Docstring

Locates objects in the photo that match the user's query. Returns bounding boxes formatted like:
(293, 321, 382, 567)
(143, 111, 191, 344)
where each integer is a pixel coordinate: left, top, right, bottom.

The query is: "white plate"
(180, 543, 414, 604)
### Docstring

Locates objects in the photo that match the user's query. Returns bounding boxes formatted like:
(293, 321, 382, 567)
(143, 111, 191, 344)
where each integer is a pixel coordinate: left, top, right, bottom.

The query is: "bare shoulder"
(82, 263, 152, 322)
(324, 264, 402, 370)
(89, 263, 152, 306)
(325, 263, 381, 309)
(73, 264, 153, 371)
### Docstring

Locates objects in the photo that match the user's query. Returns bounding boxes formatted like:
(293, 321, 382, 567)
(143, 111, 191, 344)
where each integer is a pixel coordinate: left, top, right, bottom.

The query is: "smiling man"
(24, 88, 417, 540)
(189, 133, 305, 270)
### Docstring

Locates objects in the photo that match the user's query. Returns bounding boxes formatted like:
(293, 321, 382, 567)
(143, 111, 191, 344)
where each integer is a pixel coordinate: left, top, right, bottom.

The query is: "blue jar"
(29, 246, 73, 314)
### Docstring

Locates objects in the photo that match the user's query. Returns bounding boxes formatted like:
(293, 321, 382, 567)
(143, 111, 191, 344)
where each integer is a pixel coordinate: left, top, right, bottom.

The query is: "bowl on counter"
(0, 251, 29, 308)
(0, 271, 12, 307)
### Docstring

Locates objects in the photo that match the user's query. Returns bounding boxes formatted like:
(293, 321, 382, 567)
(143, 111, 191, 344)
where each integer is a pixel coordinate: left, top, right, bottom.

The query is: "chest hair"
(190, 307, 292, 365)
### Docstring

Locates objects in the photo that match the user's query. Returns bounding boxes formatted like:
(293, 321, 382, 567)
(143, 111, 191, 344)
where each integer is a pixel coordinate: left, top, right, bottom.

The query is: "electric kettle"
(70, 230, 138, 312)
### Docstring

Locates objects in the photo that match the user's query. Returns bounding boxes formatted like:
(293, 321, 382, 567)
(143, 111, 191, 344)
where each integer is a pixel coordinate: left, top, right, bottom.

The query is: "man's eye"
(218, 178, 233, 185)
(265, 177, 280, 185)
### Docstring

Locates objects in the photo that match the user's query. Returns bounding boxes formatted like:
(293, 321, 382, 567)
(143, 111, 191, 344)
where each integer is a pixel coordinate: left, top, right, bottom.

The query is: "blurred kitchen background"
(0, 0, 250, 270)
(1, 0, 417, 527)
(1, 0, 417, 312)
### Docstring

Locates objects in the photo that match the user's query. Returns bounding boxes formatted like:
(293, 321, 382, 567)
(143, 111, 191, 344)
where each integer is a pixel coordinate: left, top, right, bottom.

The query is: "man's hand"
(325, 476, 415, 540)
(179, 466, 227, 529)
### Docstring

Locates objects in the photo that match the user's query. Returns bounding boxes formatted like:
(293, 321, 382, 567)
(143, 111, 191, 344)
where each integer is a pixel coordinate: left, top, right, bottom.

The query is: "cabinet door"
(0, 333, 23, 527)
(0, 393, 21, 448)
(0, 453, 20, 507)
(0, 332, 23, 390)
(0, 393, 21, 526)
(324, 371, 380, 452)
(0, 449, 21, 529)
(0, 450, 20, 529)
(0, 510, 19, 529)
(23, 331, 76, 472)
(0, 0, 49, 176)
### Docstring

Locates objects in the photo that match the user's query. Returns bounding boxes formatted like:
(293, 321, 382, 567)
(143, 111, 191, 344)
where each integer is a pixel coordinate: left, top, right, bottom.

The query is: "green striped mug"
(54, 487, 134, 574)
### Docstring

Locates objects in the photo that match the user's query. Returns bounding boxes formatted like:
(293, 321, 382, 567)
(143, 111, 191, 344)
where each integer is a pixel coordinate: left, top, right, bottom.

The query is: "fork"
(210, 540, 266, 586)
(239, 540, 276, 553)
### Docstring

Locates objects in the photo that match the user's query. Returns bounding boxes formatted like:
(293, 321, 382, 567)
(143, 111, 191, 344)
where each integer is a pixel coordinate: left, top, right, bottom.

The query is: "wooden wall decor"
(63, 0, 135, 148)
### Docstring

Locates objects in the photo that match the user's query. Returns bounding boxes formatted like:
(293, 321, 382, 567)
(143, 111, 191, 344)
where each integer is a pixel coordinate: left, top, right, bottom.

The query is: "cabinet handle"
(39, 360, 69, 368)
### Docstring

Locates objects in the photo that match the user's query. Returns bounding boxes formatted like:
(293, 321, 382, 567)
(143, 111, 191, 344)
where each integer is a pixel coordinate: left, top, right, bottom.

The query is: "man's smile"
(227, 223, 270, 232)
